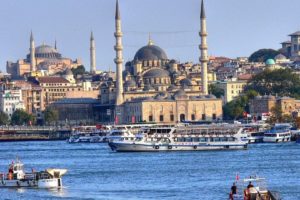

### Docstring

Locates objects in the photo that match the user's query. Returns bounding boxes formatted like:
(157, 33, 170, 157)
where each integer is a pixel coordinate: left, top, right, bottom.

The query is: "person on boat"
(229, 182, 237, 200)
(247, 181, 254, 188)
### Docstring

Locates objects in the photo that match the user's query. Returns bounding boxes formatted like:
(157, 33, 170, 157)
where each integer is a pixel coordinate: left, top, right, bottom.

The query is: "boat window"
(200, 138, 207, 142)
(193, 138, 200, 142)
(214, 137, 221, 142)
(186, 138, 192, 142)
(228, 137, 234, 141)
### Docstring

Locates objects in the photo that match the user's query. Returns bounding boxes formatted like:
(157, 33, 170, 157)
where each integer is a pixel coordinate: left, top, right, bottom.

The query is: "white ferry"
(68, 125, 110, 143)
(263, 124, 291, 143)
(108, 124, 248, 152)
(0, 159, 67, 188)
(242, 124, 268, 143)
(106, 124, 156, 142)
(229, 175, 281, 200)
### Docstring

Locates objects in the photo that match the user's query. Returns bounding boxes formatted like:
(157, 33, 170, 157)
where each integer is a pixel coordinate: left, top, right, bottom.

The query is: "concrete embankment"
(0, 126, 71, 142)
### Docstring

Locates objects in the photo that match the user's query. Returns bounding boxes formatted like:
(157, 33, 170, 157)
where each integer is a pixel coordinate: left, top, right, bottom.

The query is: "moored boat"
(0, 159, 67, 188)
(263, 124, 291, 143)
(109, 124, 248, 152)
(68, 125, 110, 143)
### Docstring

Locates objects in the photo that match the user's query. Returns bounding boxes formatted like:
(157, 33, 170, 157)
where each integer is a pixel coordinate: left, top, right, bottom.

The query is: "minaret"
(54, 39, 57, 50)
(90, 31, 96, 74)
(114, 0, 124, 105)
(199, 0, 208, 95)
(30, 31, 36, 71)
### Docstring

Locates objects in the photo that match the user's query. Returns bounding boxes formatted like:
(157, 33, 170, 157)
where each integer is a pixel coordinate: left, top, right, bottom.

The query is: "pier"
(0, 126, 71, 142)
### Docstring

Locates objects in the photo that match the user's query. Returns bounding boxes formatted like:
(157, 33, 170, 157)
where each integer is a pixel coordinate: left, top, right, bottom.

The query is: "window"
(191, 114, 195, 121)
(149, 115, 153, 122)
(170, 114, 174, 121)
(159, 115, 164, 122)
(202, 114, 206, 120)
(212, 114, 217, 120)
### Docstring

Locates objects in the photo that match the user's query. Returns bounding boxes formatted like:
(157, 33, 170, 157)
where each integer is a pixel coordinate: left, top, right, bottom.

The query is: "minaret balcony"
(199, 33, 208, 37)
(114, 32, 123, 37)
(114, 46, 123, 51)
(114, 58, 124, 64)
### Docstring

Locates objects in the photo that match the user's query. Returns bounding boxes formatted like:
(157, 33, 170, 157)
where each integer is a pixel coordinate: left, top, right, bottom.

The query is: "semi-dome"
(180, 78, 193, 86)
(143, 68, 170, 78)
(265, 59, 275, 65)
(124, 79, 136, 87)
(134, 43, 168, 61)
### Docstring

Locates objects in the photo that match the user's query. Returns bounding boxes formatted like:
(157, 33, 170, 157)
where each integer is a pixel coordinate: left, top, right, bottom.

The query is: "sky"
(0, 0, 300, 72)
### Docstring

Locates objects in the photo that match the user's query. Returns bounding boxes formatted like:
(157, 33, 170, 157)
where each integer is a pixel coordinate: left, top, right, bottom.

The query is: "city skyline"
(1, 0, 300, 72)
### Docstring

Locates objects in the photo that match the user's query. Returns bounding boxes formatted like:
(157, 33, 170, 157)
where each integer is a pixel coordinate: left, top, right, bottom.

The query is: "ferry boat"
(0, 159, 67, 188)
(68, 125, 110, 143)
(229, 175, 281, 200)
(242, 124, 268, 143)
(263, 124, 291, 143)
(108, 124, 248, 152)
(106, 124, 156, 142)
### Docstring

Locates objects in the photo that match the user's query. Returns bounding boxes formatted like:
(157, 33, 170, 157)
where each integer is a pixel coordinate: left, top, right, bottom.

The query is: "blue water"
(0, 141, 299, 200)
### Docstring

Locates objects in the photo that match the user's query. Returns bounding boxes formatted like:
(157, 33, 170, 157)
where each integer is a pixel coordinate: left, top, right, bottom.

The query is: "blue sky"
(0, 0, 299, 72)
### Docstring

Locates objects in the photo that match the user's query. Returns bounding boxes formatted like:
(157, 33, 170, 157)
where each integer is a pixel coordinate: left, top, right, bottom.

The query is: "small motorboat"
(229, 174, 281, 200)
(0, 158, 67, 188)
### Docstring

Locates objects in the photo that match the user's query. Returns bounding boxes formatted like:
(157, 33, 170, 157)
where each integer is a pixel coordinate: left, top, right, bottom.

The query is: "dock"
(0, 126, 71, 142)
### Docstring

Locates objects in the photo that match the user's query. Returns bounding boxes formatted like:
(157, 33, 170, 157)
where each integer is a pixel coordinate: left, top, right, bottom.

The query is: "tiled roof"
(238, 74, 252, 80)
(37, 76, 69, 84)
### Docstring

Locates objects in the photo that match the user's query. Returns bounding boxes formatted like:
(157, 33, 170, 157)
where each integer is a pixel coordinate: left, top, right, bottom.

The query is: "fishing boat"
(263, 124, 291, 143)
(229, 175, 281, 200)
(0, 159, 67, 188)
(108, 124, 248, 152)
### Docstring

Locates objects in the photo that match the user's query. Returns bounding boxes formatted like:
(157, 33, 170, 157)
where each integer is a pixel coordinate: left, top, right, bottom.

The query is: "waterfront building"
(6, 33, 82, 79)
(250, 95, 300, 120)
(0, 87, 25, 118)
(50, 98, 99, 125)
(95, 0, 222, 124)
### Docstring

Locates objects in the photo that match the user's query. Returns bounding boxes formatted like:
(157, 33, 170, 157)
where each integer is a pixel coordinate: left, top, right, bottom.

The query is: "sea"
(0, 141, 299, 200)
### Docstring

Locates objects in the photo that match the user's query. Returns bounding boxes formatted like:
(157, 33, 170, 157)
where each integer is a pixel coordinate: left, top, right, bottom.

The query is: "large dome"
(34, 44, 62, 59)
(134, 43, 168, 61)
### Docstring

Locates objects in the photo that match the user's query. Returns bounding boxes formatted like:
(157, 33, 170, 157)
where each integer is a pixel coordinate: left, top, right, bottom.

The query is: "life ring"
(168, 146, 172, 149)
(155, 145, 159, 149)
(167, 134, 170, 137)
(193, 145, 197, 150)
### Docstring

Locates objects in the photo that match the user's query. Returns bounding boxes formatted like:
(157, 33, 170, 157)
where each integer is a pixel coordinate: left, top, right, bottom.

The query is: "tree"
(223, 90, 258, 120)
(0, 111, 9, 125)
(11, 109, 35, 125)
(208, 84, 224, 98)
(246, 68, 300, 98)
(44, 107, 59, 125)
(249, 49, 280, 62)
(71, 65, 85, 77)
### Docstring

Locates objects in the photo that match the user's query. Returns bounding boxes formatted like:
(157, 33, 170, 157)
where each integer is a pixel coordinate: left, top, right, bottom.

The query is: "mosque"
(6, 33, 82, 79)
(95, 0, 223, 124)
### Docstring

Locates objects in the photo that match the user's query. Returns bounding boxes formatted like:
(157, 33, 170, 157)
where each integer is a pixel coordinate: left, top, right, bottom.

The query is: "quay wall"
(0, 126, 71, 142)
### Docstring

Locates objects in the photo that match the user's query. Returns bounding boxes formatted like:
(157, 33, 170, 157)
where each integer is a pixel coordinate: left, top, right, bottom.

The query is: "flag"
(236, 173, 240, 181)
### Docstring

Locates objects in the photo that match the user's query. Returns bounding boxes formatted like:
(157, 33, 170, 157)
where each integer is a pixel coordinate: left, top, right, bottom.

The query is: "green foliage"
(208, 84, 224, 98)
(223, 90, 258, 120)
(249, 49, 280, 62)
(246, 68, 300, 98)
(0, 111, 9, 125)
(44, 107, 59, 125)
(11, 109, 35, 125)
(71, 65, 85, 77)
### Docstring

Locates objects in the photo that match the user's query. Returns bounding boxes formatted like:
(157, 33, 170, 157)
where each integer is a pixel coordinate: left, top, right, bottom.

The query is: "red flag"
(115, 116, 119, 124)
(236, 173, 240, 181)
(131, 116, 135, 124)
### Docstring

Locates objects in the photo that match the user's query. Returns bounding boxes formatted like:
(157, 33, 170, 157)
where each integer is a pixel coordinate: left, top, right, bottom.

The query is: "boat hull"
(109, 142, 247, 152)
(263, 136, 291, 143)
(0, 178, 62, 188)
